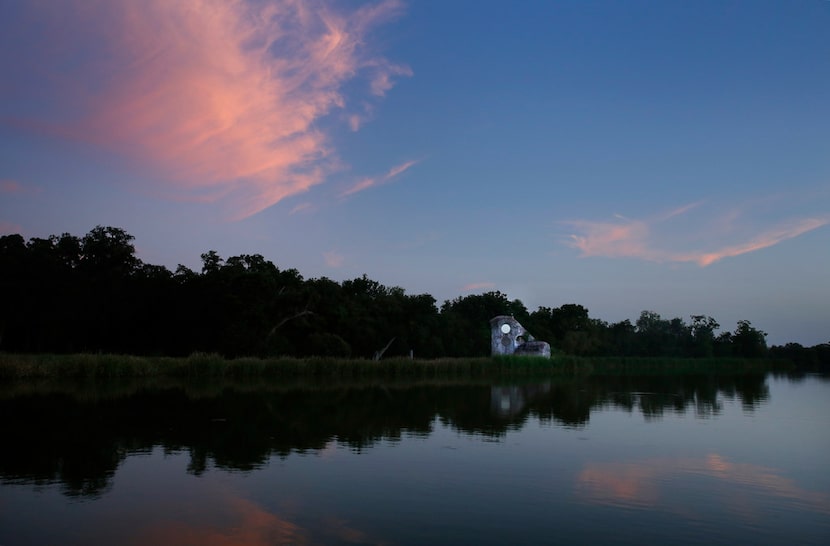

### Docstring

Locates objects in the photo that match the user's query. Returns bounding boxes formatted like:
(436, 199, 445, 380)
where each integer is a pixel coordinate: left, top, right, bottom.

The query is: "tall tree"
(690, 315, 720, 357)
(439, 291, 528, 357)
(80, 226, 140, 276)
(732, 320, 768, 358)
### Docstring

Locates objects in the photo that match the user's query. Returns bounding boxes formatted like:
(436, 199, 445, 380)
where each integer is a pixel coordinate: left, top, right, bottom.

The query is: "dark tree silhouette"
(0, 226, 822, 366)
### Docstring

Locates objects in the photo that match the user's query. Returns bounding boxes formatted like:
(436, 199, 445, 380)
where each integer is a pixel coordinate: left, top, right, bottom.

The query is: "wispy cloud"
(8, 0, 410, 219)
(395, 231, 442, 249)
(289, 202, 313, 215)
(0, 179, 39, 195)
(0, 221, 24, 234)
(340, 159, 418, 197)
(323, 250, 344, 268)
(0, 179, 22, 194)
(691, 217, 829, 266)
(657, 201, 704, 221)
(348, 114, 363, 132)
(341, 177, 376, 197)
(463, 282, 496, 292)
(565, 201, 829, 267)
(566, 218, 653, 261)
(370, 62, 414, 96)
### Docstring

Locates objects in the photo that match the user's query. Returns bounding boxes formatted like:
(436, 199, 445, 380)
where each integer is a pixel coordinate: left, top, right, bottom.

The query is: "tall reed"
(0, 352, 784, 380)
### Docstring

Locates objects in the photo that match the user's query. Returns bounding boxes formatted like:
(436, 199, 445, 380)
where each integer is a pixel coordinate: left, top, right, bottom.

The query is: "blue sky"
(1, 0, 828, 345)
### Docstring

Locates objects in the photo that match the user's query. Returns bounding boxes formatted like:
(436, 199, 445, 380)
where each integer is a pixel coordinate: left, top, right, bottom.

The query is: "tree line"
(0, 226, 826, 366)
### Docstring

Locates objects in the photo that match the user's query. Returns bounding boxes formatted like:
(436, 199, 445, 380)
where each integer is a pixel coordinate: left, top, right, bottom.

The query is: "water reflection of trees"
(0, 373, 768, 497)
(589, 374, 770, 419)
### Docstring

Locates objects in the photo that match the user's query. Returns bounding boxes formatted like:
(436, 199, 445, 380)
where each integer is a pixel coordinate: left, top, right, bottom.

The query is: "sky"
(1, 0, 828, 346)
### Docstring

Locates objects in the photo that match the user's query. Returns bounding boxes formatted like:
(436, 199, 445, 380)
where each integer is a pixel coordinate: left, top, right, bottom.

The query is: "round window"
(500, 323, 511, 334)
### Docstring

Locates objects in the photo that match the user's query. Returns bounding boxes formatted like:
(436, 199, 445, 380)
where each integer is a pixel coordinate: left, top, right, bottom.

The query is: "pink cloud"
(341, 177, 376, 197)
(0, 179, 23, 194)
(0, 179, 39, 195)
(566, 218, 654, 261)
(323, 250, 344, 268)
(370, 62, 414, 96)
(11, 0, 410, 219)
(340, 159, 418, 197)
(565, 203, 829, 267)
(387, 160, 418, 178)
(463, 282, 496, 292)
(691, 217, 830, 266)
(0, 221, 24, 234)
(657, 201, 704, 221)
(347, 114, 363, 132)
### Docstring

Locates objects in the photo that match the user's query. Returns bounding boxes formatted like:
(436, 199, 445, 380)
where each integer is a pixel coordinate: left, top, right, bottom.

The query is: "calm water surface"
(1, 372, 828, 545)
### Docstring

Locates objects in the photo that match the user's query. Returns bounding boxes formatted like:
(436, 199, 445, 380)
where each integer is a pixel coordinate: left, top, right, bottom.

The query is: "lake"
(1, 372, 828, 545)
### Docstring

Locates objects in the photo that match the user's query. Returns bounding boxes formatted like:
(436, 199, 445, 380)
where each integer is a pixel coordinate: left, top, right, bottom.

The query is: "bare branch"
(267, 309, 313, 338)
(373, 337, 396, 361)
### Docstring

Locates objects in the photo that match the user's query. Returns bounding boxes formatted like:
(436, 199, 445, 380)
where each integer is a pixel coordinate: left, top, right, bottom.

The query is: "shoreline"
(0, 352, 788, 380)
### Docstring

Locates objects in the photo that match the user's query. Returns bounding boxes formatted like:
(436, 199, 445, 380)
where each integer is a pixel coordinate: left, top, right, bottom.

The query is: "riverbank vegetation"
(0, 352, 790, 381)
(1, 226, 826, 370)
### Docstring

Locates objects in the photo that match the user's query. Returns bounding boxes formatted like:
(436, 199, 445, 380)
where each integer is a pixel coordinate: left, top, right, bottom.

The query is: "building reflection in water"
(489, 383, 551, 417)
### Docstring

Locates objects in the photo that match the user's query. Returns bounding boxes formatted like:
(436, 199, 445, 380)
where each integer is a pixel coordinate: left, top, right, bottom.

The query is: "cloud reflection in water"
(576, 454, 830, 519)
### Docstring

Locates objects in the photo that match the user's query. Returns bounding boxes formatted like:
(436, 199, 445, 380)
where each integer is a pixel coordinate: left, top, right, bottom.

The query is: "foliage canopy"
(1, 227, 823, 366)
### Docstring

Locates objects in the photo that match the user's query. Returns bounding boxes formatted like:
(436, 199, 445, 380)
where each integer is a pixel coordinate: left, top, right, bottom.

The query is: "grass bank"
(0, 352, 787, 380)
